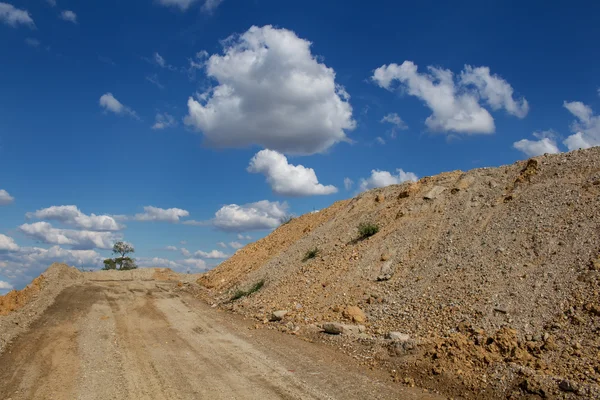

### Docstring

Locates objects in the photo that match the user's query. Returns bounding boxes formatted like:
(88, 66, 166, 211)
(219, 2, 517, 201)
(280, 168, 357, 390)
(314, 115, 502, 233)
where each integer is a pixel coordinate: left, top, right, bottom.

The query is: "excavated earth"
(198, 147, 600, 399)
(0, 264, 435, 399)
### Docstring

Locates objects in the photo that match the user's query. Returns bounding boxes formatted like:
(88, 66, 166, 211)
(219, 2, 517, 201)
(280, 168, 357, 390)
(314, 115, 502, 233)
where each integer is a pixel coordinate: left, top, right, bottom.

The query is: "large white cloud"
(563, 101, 600, 150)
(359, 169, 418, 192)
(248, 150, 337, 196)
(26, 205, 123, 231)
(0, 2, 35, 28)
(99, 93, 138, 119)
(0, 234, 19, 251)
(134, 206, 190, 223)
(212, 200, 288, 232)
(0, 189, 14, 205)
(184, 25, 355, 155)
(372, 61, 528, 134)
(19, 222, 120, 250)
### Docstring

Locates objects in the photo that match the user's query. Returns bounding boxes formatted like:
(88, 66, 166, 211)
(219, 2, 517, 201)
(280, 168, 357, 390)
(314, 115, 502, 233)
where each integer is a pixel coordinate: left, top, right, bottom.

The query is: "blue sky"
(1, 0, 599, 291)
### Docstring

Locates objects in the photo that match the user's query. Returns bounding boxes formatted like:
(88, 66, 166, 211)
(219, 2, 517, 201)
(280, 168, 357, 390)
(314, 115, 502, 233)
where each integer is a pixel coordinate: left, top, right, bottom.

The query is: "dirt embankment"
(199, 147, 600, 399)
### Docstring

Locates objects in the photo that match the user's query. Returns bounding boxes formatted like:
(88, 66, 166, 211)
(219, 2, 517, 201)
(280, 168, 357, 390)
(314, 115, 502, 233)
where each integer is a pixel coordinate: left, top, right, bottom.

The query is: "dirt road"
(0, 281, 438, 399)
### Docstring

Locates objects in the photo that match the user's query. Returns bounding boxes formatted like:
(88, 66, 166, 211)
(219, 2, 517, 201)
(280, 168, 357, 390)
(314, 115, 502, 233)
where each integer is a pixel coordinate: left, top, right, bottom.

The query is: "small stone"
(270, 310, 288, 321)
(323, 322, 344, 334)
(343, 306, 366, 323)
(375, 194, 385, 203)
(558, 379, 577, 393)
(386, 332, 411, 342)
(423, 186, 446, 200)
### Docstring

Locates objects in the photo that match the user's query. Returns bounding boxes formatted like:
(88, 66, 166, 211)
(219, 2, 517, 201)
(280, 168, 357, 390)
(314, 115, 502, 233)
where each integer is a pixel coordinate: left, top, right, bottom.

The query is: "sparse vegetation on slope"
(198, 147, 600, 399)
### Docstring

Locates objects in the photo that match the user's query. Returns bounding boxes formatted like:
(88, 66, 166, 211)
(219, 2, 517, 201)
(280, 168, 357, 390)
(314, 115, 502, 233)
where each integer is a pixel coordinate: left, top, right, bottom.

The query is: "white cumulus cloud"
(0, 234, 19, 251)
(99, 93, 138, 119)
(19, 222, 120, 250)
(194, 249, 229, 259)
(134, 206, 190, 223)
(60, 10, 77, 23)
(248, 150, 337, 196)
(359, 169, 418, 192)
(513, 131, 561, 157)
(184, 25, 355, 155)
(229, 241, 243, 249)
(563, 101, 600, 151)
(26, 205, 123, 231)
(0, 189, 14, 205)
(212, 200, 288, 232)
(372, 61, 527, 134)
(0, 2, 35, 28)
(0, 280, 13, 290)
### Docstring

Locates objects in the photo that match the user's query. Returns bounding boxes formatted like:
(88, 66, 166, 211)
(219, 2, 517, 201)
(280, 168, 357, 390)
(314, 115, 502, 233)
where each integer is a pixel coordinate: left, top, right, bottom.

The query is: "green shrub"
(303, 247, 320, 262)
(230, 280, 265, 302)
(358, 222, 379, 238)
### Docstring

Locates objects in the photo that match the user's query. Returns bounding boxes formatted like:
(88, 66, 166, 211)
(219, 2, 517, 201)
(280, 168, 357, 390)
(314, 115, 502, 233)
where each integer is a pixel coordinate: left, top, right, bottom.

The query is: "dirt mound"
(199, 147, 600, 398)
(0, 263, 83, 355)
(0, 263, 82, 316)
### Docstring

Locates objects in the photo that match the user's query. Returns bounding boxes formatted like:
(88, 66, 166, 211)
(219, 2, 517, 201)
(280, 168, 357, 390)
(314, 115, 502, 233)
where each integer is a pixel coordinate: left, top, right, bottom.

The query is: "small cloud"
(248, 150, 337, 196)
(0, 281, 14, 291)
(381, 113, 408, 129)
(99, 93, 139, 119)
(343, 177, 354, 191)
(201, 0, 224, 13)
(152, 113, 177, 130)
(98, 55, 116, 66)
(375, 137, 386, 145)
(0, 3, 35, 28)
(60, 10, 77, 24)
(0, 189, 14, 205)
(46, 0, 57, 7)
(237, 234, 251, 241)
(25, 38, 40, 48)
(134, 206, 189, 223)
(359, 169, 418, 191)
(229, 241, 243, 249)
(146, 74, 165, 89)
(217, 242, 227, 248)
(154, 52, 166, 68)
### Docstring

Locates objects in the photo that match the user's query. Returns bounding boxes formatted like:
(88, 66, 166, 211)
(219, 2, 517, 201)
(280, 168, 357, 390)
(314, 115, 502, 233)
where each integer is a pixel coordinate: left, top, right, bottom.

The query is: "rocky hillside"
(199, 147, 600, 398)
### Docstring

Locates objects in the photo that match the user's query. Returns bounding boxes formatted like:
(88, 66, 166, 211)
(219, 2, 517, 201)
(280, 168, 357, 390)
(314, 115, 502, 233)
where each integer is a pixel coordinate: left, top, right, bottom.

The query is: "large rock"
(270, 310, 288, 321)
(343, 306, 366, 323)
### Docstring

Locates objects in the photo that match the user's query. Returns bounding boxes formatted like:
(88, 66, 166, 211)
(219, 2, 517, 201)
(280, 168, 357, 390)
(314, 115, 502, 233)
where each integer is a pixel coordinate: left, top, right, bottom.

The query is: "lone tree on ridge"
(103, 241, 138, 271)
